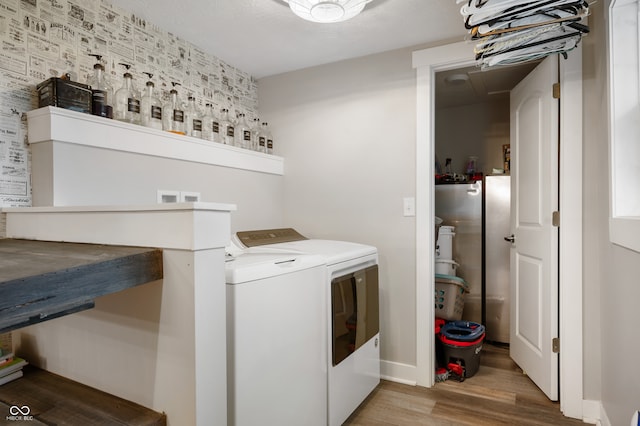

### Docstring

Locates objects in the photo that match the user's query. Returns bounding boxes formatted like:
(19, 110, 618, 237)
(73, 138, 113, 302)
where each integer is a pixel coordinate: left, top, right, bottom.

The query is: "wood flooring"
(345, 343, 584, 425)
(0, 365, 166, 425)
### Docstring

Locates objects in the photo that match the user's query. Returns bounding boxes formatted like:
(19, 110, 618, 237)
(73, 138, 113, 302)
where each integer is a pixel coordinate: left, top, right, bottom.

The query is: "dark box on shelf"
(36, 77, 92, 114)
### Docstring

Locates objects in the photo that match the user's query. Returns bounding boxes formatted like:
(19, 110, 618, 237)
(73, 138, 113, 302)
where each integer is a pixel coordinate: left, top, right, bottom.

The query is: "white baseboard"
(583, 399, 613, 426)
(380, 359, 417, 386)
(583, 400, 602, 424)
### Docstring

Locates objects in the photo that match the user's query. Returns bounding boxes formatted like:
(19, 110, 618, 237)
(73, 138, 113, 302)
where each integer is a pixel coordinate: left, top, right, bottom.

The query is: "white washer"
(234, 229, 380, 426)
(226, 251, 327, 426)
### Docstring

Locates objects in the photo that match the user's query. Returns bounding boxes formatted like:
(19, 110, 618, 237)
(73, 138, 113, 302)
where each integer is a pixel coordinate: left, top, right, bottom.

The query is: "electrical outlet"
(403, 197, 416, 217)
(180, 191, 201, 202)
(157, 190, 179, 203)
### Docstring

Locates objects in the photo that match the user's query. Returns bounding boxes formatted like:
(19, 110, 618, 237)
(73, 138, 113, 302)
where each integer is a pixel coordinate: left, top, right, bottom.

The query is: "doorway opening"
(433, 61, 538, 338)
(413, 41, 584, 419)
(434, 56, 563, 399)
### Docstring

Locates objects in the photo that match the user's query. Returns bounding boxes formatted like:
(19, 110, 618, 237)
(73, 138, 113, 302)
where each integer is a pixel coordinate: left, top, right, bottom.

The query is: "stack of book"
(0, 351, 27, 386)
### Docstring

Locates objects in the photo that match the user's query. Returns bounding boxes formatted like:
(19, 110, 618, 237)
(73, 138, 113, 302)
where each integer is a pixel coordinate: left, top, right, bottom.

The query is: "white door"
(508, 55, 559, 401)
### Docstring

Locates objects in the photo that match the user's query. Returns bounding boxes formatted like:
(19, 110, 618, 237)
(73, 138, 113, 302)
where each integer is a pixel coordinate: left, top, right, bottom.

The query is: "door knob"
(504, 234, 515, 243)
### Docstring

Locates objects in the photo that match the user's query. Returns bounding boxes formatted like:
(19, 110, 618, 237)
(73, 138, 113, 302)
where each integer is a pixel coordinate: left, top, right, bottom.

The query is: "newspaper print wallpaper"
(0, 0, 259, 207)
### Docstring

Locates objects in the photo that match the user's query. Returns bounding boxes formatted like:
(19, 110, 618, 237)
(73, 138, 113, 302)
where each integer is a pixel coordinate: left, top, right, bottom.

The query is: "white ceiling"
(107, 0, 469, 79)
(435, 62, 540, 108)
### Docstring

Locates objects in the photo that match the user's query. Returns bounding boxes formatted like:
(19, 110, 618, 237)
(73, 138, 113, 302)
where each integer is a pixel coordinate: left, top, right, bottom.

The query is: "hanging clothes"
(458, 0, 590, 69)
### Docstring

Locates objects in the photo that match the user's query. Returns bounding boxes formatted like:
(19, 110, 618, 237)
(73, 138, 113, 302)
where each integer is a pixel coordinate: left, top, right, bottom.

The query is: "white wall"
(259, 47, 418, 368)
(31, 142, 284, 232)
(436, 97, 510, 176)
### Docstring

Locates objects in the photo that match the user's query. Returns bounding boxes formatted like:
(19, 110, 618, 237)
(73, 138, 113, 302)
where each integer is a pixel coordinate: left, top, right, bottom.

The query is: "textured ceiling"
(106, 0, 539, 106)
(106, 0, 469, 79)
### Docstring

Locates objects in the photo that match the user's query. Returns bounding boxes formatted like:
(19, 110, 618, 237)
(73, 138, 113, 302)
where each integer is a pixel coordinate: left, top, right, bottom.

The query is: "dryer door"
(331, 264, 379, 366)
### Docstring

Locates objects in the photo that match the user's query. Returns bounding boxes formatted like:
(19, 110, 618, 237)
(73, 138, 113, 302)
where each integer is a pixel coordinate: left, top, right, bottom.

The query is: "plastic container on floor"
(434, 274, 468, 321)
(440, 321, 485, 342)
(438, 321, 485, 378)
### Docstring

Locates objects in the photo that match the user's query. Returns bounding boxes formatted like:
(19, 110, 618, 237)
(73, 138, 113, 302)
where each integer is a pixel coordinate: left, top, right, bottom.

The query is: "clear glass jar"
(219, 108, 235, 145)
(262, 122, 273, 154)
(185, 96, 203, 138)
(140, 73, 162, 130)
(250, 117, 261, 151)
(202, 103, 213, 141)
(87, 54, 113, 119)
(113, 63, 140, 124)
(162, 83, 186, 135)
(257, 122, 268, 153)
(235, 113, 252, 149)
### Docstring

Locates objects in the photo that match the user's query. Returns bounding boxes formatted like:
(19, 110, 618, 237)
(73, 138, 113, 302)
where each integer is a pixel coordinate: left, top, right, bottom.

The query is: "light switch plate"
(403, 197, 416, 217)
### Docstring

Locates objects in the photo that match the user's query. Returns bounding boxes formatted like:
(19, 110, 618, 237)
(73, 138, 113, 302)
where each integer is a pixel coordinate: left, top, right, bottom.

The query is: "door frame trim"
(412, 42, 583, 419)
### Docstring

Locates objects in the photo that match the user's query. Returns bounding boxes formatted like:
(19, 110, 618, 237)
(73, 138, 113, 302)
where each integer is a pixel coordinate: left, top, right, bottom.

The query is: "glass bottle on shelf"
(185, 96, 203, 138)
(210, 106, 221, 143)
(219, 108, 234, 145)
(250, 117, 260, 151)
(257, 122, 267, 153)
(201, 103, 213, 141)
(140, 72, 162, 130)
(262, 122, 274, 154)
(113, 63, 140, 124)
(87, 54, 113, 119)
(162, 82, 186, 135)
(202, 104, 221, 142)
(235, 113, 251, 149)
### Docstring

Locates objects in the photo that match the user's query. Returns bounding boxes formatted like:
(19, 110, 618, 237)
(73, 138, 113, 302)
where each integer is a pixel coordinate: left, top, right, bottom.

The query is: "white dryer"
(234, 229, 380, 426)
(225, 251, 327, 426)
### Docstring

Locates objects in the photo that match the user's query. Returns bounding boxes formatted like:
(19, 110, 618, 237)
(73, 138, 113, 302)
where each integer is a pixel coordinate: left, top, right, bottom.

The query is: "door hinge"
(552, 337, 560, 353)
(553, 83, 561, 99)
(552, 211, 560, 227)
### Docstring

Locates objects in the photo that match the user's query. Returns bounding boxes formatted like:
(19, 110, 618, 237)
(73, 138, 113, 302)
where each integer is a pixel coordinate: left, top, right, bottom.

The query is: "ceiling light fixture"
(444, 73, 470, 85)
(283, 0, 372, 23)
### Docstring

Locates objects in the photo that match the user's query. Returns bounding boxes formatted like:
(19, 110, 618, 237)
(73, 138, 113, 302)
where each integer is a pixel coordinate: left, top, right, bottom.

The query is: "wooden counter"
(0, 239, 163, 334)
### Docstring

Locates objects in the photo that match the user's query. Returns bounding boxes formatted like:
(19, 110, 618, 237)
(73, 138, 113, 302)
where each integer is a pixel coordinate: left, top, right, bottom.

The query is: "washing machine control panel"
(235, 228, 307, 247)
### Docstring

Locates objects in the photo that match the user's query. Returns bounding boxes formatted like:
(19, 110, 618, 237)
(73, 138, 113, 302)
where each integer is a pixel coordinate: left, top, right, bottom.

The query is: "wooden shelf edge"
(0, 299, 95, 334)
(0, 239, 163, 334)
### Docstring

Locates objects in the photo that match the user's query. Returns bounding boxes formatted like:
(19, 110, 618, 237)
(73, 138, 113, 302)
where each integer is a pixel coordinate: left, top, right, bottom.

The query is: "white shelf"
(26, 106, 284, 176)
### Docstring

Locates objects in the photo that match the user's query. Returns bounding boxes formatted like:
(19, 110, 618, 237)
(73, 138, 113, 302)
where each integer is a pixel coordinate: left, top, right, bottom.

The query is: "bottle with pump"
(87, 54, 113, 118)
(184, 96, 203, 138)
(219, 108, 234, 145)
(262, 122, 274, 154)
(202, 104, 221, 142)
(257, 122, 267, 153)
(162, 82, 186, 135)
(211, 108, 221, 143)
(140, 72, 162, 130)
(235, 113, 251, 149)
(113, 63, 140, 124)
(250, 117, 260, 151)
(201, 103, 213, 141)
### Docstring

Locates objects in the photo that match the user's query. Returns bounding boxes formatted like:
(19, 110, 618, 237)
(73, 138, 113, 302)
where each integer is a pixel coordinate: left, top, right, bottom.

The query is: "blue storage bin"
(441, 321, 485, 342)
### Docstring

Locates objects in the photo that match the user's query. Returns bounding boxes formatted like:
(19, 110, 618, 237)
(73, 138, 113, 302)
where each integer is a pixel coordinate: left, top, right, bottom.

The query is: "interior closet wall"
(435, 97, 510, 176)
